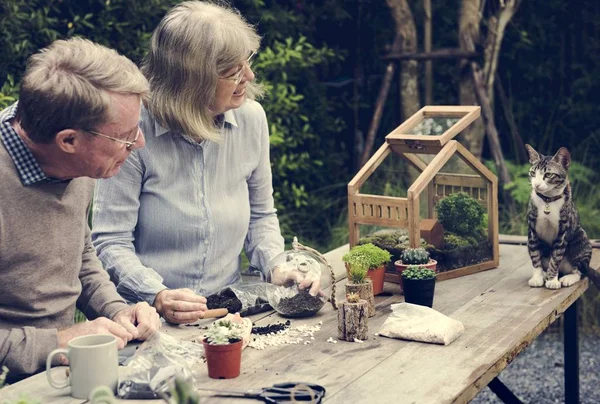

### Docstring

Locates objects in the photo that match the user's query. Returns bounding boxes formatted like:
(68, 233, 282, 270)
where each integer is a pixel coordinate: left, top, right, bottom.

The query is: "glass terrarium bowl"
(266, 249, 331, 318)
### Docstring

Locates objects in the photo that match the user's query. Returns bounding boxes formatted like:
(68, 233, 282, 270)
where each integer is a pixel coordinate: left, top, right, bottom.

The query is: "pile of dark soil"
(206, 288, 242, 313)
(276, 291, 324, 318)
(252, 320, 291, 335)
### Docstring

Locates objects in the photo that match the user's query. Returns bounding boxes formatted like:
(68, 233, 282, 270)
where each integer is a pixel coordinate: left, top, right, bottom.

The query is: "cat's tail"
(579, 262, 600, 291)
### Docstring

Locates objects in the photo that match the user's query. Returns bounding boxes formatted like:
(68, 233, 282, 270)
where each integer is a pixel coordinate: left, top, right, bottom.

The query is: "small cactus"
(346, 292, 360, 303)
(401, 247, 430, 265)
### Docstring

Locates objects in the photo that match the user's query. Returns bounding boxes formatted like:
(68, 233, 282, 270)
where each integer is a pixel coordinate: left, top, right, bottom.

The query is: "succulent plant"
(203, 319, 243, 345)
(400, 247, 430, 265)
(346, 292, 360, 303)
(401, 265, 436, 281)
(348, 265, 368, 284)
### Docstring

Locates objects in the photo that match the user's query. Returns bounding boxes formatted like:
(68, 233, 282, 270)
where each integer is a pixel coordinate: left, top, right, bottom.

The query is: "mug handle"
(46, 348, 70, 389)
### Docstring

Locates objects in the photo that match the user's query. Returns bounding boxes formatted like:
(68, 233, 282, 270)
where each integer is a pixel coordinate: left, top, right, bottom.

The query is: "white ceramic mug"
(46, 334, 118, 399)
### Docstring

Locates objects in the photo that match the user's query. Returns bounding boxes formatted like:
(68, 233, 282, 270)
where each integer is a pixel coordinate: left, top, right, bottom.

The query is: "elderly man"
(0, 38, 160, 381)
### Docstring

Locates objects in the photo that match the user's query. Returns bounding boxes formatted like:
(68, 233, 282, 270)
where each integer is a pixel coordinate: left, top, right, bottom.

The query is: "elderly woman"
(92, 1, 316, 324)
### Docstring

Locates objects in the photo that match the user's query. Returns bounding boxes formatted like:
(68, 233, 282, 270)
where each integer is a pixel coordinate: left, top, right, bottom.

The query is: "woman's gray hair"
(17, 37, 149, 144)
(142, 1, 262, 142)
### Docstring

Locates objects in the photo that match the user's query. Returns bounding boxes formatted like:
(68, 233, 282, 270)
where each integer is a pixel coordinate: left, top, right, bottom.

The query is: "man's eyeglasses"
(85, 127, 141, 150)
(220, 51, 256, 85)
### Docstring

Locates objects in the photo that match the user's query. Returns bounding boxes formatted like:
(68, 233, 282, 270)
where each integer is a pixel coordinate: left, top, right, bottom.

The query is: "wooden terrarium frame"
(348, 105, 499, 282)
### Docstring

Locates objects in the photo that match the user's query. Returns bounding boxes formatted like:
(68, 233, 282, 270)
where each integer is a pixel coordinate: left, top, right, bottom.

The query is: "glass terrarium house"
(348, 106, 499, 282)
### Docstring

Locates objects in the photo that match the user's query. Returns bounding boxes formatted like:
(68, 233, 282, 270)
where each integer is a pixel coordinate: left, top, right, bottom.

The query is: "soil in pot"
(402, 278, 436, 308)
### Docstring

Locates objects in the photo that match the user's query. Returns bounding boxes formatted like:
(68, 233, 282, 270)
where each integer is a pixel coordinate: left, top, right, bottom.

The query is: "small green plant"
(401, 265, 436, 281)
(346, 292, 360, 303)
(348, 265, 368, 284)
(203, 319, 243, 345)
(436, 192, 485, 237)
(342, 243, 392, 272)
(165, 376, 200, 404)
(400, 247, 430, 265)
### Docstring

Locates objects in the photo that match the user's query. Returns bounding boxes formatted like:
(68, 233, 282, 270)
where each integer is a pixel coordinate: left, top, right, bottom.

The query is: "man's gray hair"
(142, 1, 262, 142)
(17, 37, 149, 143)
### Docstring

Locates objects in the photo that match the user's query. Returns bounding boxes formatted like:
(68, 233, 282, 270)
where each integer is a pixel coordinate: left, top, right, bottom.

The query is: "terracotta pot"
(366, 264, 386, 296)
(394, 259, 437, 292)
(202, 339, 243, 379)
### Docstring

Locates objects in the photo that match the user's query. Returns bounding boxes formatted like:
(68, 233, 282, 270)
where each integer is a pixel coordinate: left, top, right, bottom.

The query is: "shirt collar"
(0, 102, 62, 186)
(154, 108, 239, 137)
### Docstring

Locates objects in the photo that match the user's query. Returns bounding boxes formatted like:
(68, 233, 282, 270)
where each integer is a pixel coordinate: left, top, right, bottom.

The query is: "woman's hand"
(153, 288, 207, 324)
(270, 266, 321, 296)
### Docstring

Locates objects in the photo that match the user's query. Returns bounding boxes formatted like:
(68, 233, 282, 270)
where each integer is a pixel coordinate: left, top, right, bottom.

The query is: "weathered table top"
(4, 241, 597, 404)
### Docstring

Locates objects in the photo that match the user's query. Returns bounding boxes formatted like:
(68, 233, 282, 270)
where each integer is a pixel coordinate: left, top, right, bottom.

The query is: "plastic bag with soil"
(206, 282, 272, 316)
(117, 332, 204, 399)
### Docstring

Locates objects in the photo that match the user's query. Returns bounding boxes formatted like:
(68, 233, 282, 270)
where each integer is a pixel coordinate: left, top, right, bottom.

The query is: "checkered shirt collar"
(0, 103, 61, 186)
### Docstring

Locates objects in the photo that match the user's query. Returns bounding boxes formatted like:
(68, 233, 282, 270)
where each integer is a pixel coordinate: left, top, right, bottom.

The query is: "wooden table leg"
(564, 300, 579, 404)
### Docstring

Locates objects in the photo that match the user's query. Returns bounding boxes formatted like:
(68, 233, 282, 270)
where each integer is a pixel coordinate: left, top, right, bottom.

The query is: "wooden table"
(3, 242, 597, 403)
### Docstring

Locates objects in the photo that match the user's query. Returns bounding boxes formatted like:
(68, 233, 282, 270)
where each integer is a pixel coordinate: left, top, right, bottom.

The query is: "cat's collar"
(535, 191, 563, 204)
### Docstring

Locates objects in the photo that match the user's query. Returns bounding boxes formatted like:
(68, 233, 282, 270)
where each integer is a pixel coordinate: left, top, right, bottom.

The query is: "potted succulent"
(394, 247, 437, 291)
(202, 319, 244, 379)
(342, 243, 392, 296)
(401, 265, 436, 308)
(345, 264, 375, 317)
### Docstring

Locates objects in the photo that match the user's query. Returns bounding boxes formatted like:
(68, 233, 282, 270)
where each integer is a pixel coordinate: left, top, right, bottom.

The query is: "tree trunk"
(346, 281, 375, 317)
(386, 0, 420, 120)
(458, 0, 486, 158)
(424, 0, 432, 105)
(361, 0, 419, 167)
(338, 300, 369, 341)
(360, 35, 401, 167)
(483, 0, 521, 101)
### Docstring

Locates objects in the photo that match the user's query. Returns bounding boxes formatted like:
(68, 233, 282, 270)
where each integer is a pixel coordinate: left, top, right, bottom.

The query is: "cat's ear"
(525, 144, 541, 164)
(552, 147, 571, 168)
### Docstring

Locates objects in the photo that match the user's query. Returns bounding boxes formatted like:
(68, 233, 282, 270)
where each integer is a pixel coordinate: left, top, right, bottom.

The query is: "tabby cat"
(525, 144, 593, 289)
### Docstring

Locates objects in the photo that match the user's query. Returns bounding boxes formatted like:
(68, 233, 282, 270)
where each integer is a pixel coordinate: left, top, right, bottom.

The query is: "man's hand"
(270, 266, 321, 296)
(153, 288, 207, 324)
(57, 317, 133, 350)
(113, 302, 161, 340)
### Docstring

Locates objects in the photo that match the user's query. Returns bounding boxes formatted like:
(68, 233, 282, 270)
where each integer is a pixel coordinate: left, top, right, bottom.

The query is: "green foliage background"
(1, 0, 598, 252)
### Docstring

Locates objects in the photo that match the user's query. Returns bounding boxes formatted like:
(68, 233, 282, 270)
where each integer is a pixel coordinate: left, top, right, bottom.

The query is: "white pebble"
(353, 338, 364, 343)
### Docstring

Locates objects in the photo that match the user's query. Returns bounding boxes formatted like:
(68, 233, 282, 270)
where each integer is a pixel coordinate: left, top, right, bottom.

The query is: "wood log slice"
(346, 281, 376, 317)
(337, 300, 368, 341)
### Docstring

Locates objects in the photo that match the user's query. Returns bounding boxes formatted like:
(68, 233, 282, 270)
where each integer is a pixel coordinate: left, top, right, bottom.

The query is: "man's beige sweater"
(0, 141, 128, 378)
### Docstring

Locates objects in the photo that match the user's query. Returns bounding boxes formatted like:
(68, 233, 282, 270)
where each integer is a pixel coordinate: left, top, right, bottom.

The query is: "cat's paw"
(559, 273, 581, 287)
(545, 278, 561, 289)
(528, 274, 545, 287)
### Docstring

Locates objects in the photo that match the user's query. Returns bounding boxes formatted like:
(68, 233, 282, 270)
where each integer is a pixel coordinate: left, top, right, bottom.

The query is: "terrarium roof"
(385, 105, 480, 151)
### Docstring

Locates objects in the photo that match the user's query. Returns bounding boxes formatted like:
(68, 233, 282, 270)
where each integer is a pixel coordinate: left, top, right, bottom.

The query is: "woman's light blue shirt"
(91, 100, 284, 304)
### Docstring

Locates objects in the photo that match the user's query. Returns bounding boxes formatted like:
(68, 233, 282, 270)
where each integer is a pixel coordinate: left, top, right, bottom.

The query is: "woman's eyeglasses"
(220, 51, 256, 85)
